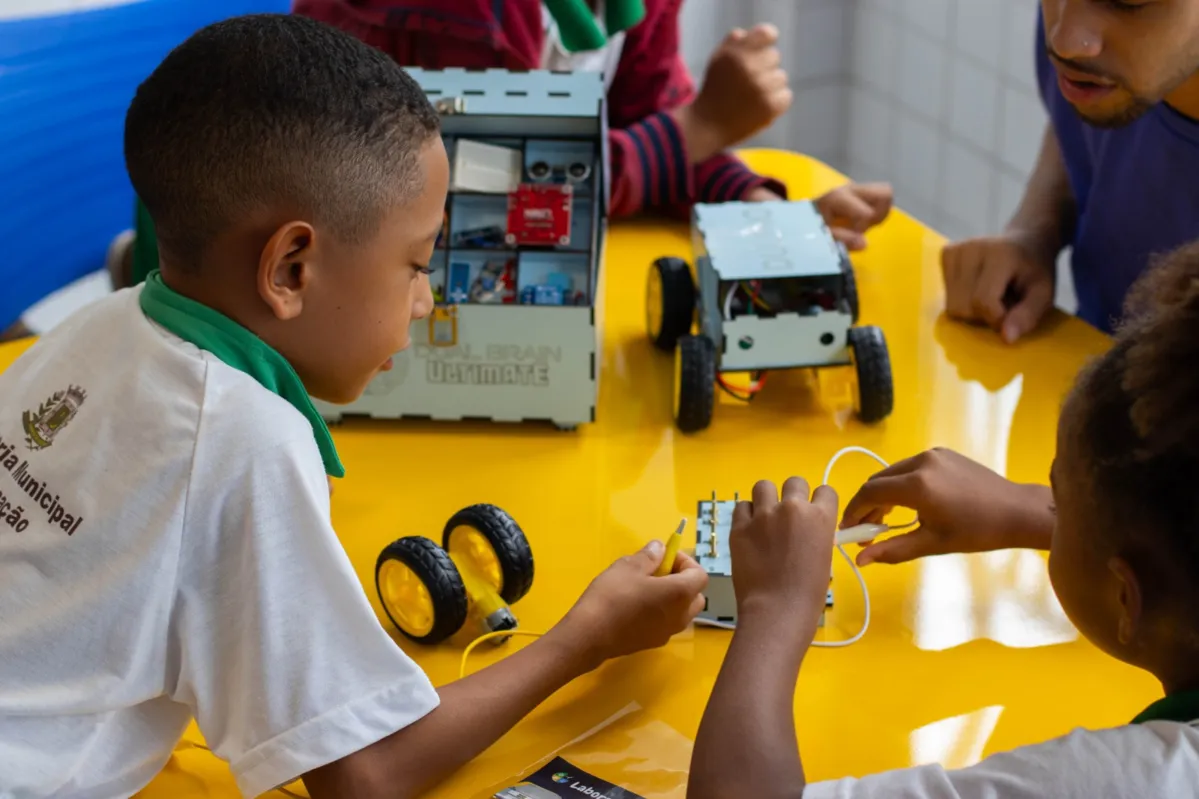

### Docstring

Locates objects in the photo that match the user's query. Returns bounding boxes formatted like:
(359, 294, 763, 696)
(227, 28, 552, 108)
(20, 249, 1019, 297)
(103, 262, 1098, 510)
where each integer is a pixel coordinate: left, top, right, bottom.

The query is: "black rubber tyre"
(840, 247, 860, 323)
(376, 536, 467, 645)
(442, 504, 534, 605)
(647, 257, 697, 352)
(675, 335, 717, 433)
(848, 326, 894, 424)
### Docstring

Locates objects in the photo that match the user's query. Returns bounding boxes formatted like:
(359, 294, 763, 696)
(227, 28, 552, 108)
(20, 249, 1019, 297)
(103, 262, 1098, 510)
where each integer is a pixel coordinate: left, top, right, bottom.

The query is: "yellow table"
(0, 151, 1156, 798)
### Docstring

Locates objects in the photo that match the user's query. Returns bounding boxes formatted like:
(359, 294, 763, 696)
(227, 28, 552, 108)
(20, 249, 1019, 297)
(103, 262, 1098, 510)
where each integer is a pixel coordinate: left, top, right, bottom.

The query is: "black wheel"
(840, 247, 860, 323)
(647, 257, 697, 352)
(442, 504, 534, 605)
(376, 536, 467, 645)
(675, 335, 716, 433)
(848, 326, 894, 423)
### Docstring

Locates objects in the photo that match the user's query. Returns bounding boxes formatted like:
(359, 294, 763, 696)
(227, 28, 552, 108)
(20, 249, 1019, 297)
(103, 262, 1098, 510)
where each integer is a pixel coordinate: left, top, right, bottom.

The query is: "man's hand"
(942, 233, 1056, 344)
(841, 448, 1057, 566)
(815, 182, 893, 251)
(675, 24, 791, 164)
(731, 478, 838, 631)
(555, 541, 708, 668)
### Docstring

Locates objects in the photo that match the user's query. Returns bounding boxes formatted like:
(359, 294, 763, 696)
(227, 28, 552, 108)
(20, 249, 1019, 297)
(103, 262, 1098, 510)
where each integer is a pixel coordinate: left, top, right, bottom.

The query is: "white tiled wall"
(680, 0, 1044, 240)
(846, 0, 1044, 242)
(678, 0, 851, 168)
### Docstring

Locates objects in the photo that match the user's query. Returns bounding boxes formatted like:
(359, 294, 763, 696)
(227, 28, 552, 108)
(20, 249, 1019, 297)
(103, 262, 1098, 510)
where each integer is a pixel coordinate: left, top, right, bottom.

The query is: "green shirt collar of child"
(138, 270, 345, 479)
(542, 0, 645, 52)
(1132, 689, 1199, 725)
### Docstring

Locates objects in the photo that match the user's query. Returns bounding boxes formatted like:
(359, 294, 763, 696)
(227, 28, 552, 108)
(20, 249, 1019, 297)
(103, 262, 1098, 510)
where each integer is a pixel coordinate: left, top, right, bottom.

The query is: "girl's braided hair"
(1074, 240, 1199, 606)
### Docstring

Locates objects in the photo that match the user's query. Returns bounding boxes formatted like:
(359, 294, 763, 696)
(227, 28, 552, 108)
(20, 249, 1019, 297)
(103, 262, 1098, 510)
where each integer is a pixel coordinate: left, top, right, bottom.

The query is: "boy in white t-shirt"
(685, 244, 1199, 798)
(0, 14, 708, 798)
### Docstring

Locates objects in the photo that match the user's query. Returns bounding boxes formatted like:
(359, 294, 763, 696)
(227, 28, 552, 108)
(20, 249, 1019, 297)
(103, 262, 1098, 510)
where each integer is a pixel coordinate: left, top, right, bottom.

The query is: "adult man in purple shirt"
(943, 2, 1199, 340)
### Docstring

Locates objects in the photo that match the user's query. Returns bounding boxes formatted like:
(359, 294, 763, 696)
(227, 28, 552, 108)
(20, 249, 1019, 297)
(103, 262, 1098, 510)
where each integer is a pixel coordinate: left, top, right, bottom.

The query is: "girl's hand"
(731, 478, 838, 633)
(841, 448, 1056, 565)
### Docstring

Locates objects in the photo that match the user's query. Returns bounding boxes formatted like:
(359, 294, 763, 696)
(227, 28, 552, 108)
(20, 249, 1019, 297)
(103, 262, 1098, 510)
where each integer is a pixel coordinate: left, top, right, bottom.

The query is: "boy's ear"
(257, 221, 317, 321)
(1109, 556, 1143, 646)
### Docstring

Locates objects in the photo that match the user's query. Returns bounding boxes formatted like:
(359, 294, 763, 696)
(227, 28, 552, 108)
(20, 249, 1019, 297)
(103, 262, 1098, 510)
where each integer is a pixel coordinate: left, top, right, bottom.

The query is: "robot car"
(645, 200, 894, 433)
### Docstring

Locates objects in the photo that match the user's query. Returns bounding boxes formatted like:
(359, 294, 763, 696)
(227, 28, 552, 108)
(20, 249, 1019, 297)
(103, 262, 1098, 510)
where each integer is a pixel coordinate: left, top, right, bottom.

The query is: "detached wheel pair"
(376, 504, 534, 645)
(671, 329, 894, 432)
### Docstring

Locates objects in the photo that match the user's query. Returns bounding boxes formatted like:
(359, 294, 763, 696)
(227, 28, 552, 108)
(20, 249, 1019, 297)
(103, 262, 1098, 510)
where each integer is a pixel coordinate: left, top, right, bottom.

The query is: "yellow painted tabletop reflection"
(0, 151, 1158, 799)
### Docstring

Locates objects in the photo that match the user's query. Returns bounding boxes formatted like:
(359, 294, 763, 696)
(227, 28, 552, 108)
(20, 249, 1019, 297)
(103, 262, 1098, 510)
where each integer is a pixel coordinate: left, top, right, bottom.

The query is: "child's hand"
(683, 24, 792, 160)
(841, 448, 1057, 565)
(731, 478, 838, 628)
(815, 182, 894, 251)
(555, 541, 708, 668)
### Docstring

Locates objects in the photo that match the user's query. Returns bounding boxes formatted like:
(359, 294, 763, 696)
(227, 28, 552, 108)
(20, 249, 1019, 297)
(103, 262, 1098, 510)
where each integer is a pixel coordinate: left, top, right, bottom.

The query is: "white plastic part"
(451, 139, 522, 194)
(835, 523, 890, 547)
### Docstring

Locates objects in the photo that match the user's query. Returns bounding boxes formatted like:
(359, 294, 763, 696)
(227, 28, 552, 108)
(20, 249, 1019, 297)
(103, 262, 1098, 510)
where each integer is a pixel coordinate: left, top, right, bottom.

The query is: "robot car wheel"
(376, 536, 468, 645)
(443, 504, 535, 606)
(839, 247, 861, 323)
(848, 325, 894, 424)
(646, 257, 697, 352)
(674, 334, 716, 433)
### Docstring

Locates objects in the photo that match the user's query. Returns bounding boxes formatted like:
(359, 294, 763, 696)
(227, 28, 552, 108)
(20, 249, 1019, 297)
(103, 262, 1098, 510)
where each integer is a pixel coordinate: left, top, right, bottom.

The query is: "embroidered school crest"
(22, 385, 87, 451)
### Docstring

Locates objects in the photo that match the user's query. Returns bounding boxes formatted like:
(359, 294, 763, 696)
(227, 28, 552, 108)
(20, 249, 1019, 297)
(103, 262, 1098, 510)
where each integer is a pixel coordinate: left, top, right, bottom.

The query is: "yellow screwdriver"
(654, 517, 687, 577)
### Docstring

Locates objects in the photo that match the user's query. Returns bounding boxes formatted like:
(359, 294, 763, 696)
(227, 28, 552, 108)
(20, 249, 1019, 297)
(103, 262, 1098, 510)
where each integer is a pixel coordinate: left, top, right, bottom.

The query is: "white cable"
(694, 446, 914, 648)
(722, 282, 737, 320)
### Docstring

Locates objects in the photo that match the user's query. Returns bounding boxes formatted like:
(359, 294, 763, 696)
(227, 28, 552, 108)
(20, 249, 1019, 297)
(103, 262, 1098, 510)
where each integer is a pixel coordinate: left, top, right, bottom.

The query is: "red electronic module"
(505, 183, 573, 247)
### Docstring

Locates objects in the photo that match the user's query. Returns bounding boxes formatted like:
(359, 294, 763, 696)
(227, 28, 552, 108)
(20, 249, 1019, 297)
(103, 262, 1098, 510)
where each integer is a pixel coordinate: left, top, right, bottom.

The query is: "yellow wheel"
(442, 504, 534, 604)
(375, 537, 467, 644)
(647, 257, 696, 352)
(646, 265, 664, 342)
(673, 341, 683, 419)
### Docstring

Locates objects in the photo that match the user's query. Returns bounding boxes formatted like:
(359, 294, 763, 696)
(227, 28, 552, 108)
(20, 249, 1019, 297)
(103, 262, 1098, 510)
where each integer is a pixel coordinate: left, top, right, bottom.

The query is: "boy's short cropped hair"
(124, 13, 440, 269)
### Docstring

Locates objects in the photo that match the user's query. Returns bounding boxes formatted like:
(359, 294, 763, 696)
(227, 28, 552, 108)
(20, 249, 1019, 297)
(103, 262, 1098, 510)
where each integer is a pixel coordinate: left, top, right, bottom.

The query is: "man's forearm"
(688, 611, 812, 799)
(304, 626, 599, 798)
(1006, 124, 1076, 263)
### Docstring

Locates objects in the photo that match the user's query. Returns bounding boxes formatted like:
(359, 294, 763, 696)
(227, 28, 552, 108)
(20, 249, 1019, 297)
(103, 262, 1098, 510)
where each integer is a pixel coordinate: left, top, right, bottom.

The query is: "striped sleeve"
(608, 111, 693, 218)
(696, 152, 789, 204)
(609, 114, 789, 217)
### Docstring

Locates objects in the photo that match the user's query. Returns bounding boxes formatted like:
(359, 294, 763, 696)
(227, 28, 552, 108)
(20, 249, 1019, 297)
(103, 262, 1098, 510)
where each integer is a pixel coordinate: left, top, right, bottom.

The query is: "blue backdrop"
(0, 0, 291, 331)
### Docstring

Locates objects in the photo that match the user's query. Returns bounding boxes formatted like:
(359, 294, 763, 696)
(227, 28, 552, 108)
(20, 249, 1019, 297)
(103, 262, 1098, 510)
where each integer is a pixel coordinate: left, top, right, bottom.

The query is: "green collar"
(1132, 690, 1199, 725)
(139, 271, 344, 478)
(543, 0, 645, 53)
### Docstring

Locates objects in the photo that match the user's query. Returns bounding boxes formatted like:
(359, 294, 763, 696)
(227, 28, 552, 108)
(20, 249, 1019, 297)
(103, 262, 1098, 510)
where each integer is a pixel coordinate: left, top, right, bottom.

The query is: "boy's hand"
(815, 183, 894, 251)
(679, 24, 791, 162)
(841, 448, 1057, 565)
(731, 478, 838, 631)
(554, 541, 708, 668)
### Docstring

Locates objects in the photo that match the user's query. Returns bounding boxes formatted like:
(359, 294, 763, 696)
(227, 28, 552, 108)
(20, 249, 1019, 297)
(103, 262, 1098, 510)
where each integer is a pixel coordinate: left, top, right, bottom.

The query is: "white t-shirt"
(805, 720, 1199, 798)
(540, 0, 625, 92)
(0, 288, 439, 798)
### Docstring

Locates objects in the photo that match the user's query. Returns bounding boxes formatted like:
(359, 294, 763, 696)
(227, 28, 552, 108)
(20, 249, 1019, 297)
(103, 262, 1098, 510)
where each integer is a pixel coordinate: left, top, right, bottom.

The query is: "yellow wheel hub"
(673, 343, 683, 419)
(646, 267, 663, 339)
(447, 526, 504, 593)
(378, 559, 435, 637)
